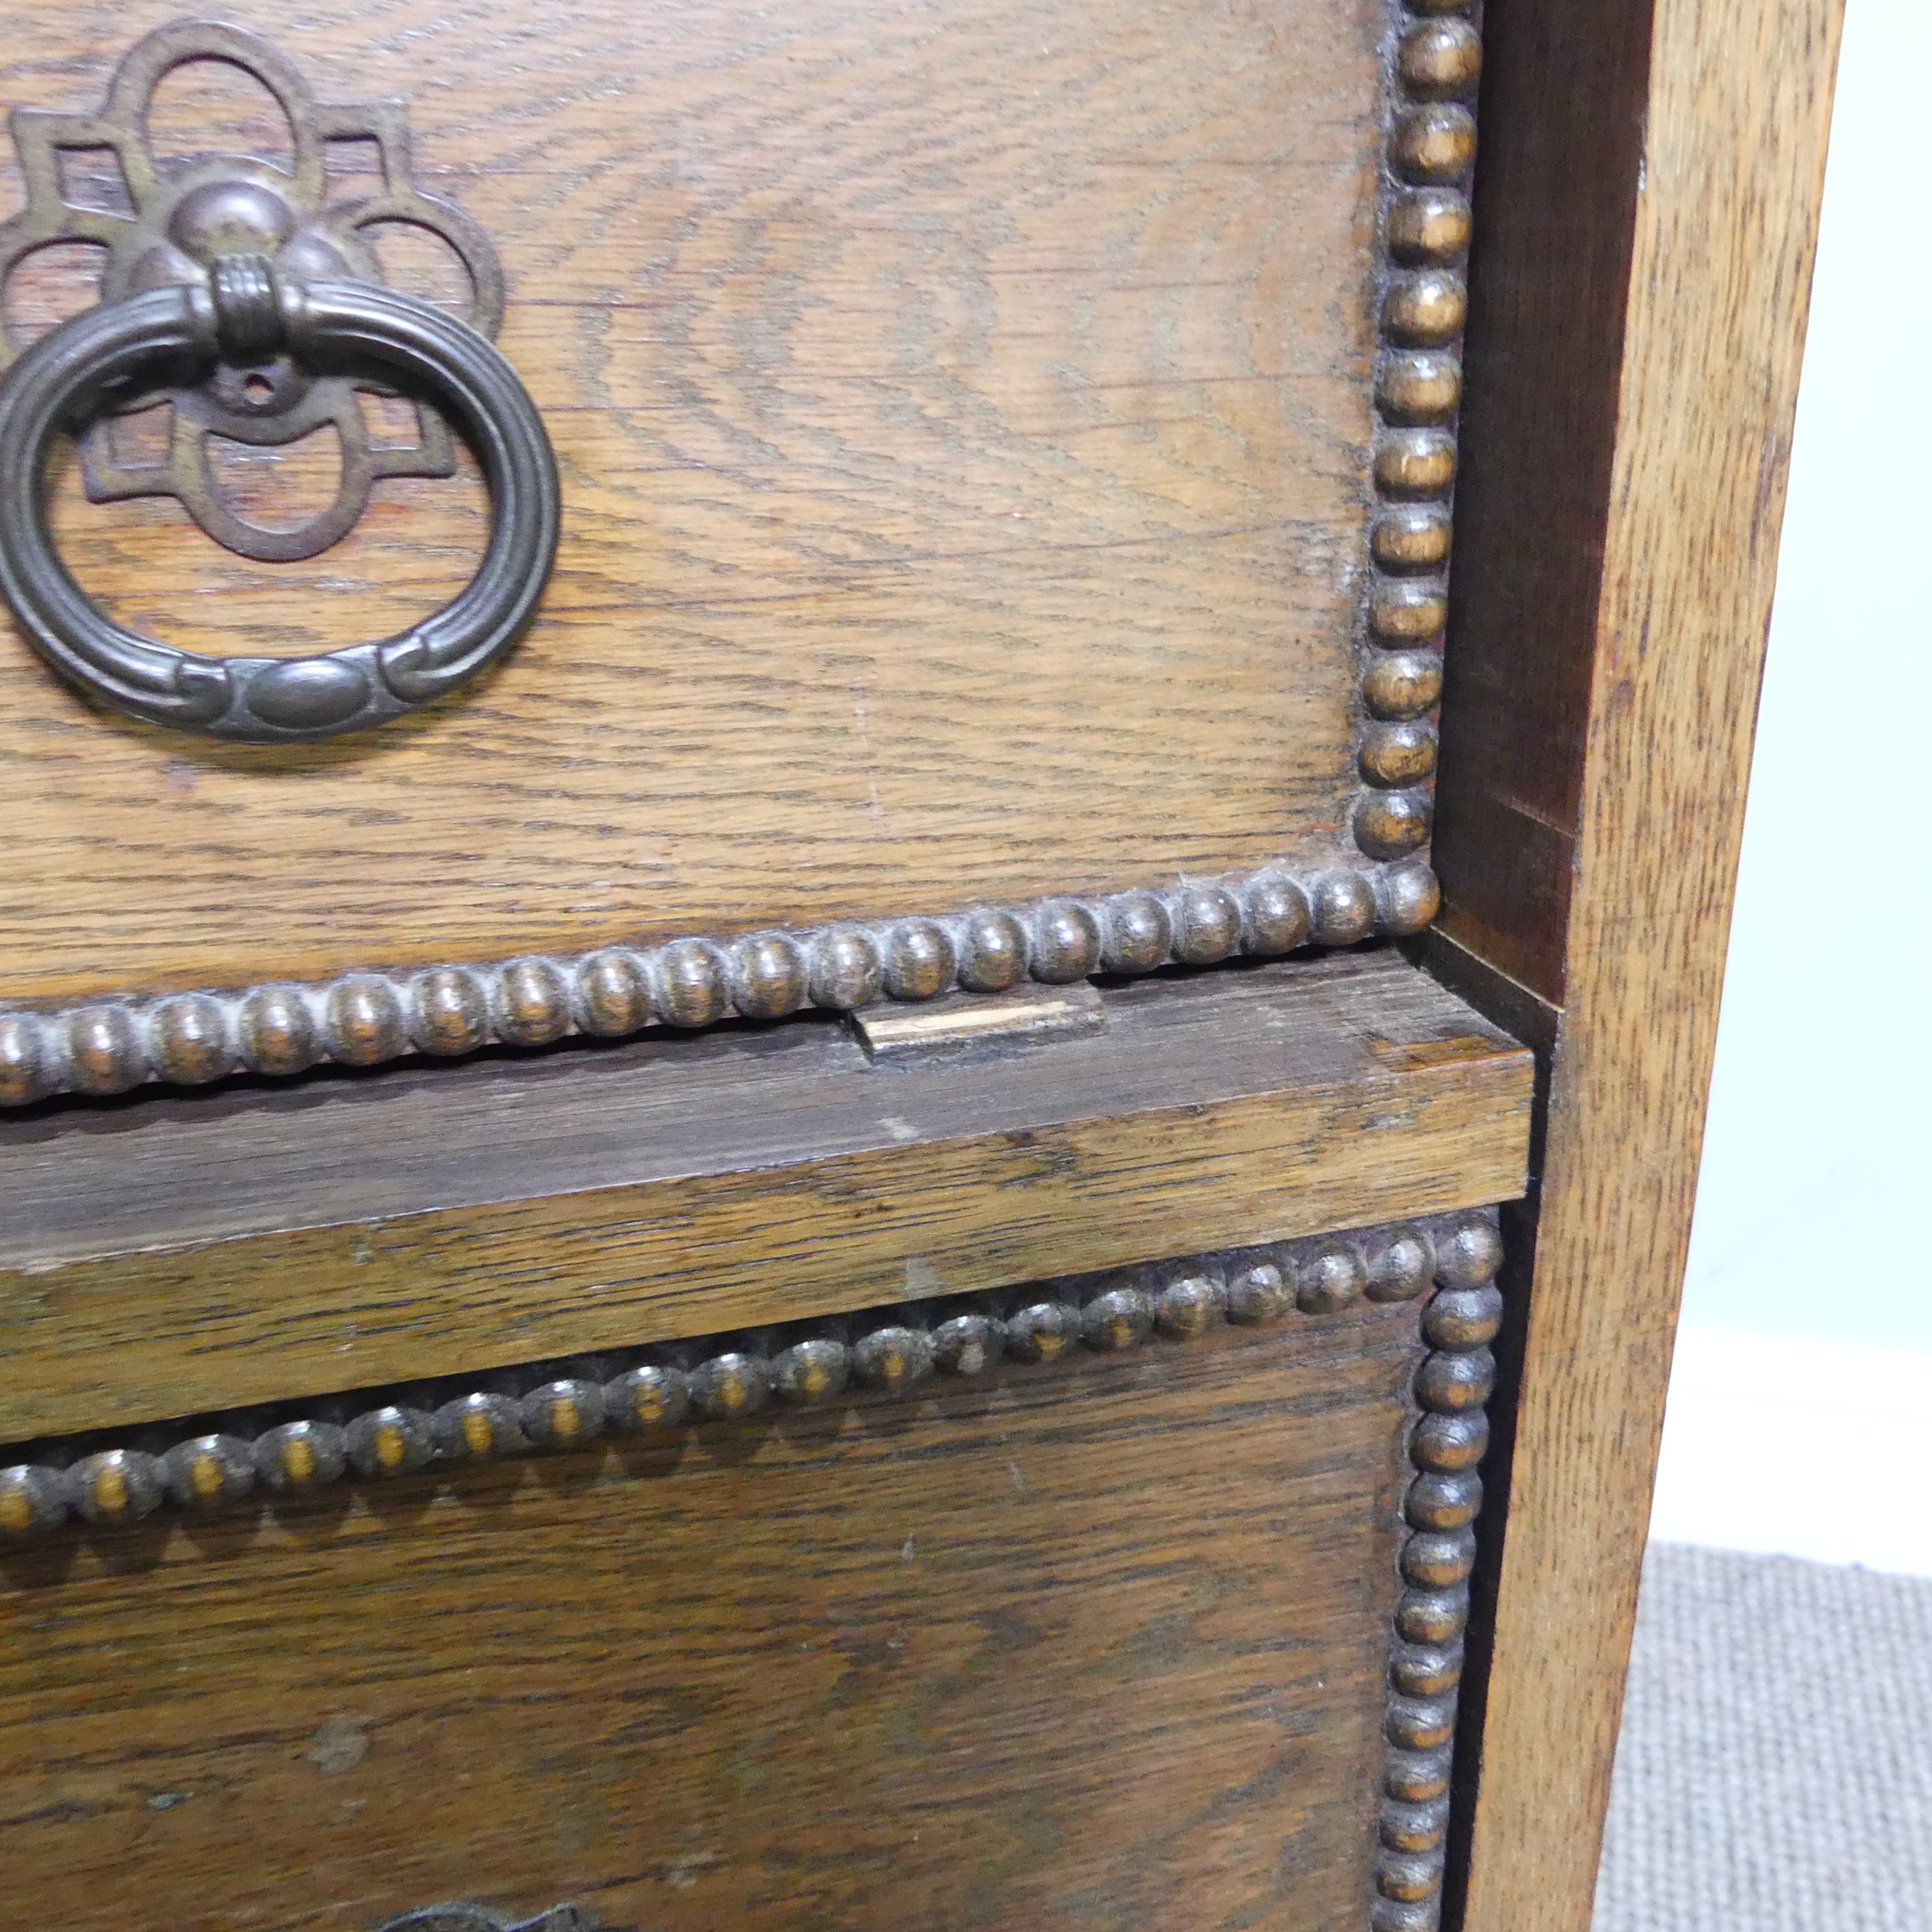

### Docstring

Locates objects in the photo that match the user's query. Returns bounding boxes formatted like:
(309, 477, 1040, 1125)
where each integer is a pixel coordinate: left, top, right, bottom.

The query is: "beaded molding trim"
(0, 1208, 1496, 1531)
(1353, 0, 1478, 871)
(1373, 1215, 1499, 1932)
(0, 858, 1440, 1106)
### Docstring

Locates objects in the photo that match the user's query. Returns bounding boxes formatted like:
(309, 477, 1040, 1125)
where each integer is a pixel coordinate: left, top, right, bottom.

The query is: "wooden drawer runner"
(1, 953, 1530, 1437)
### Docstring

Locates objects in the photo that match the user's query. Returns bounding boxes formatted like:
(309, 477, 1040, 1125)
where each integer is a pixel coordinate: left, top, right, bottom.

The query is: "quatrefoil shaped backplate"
(0, 18, 504, 560)
(373, 1907, 601, 1932)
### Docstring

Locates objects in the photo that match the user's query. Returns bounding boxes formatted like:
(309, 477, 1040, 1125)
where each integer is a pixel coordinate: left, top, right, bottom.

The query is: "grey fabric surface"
(1594, 1543, 1932, 1931)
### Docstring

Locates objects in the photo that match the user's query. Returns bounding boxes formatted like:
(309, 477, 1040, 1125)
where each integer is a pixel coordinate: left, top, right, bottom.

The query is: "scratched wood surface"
(0, 953, 1533, 1436)
(1425, 0, 1844, 1924)
(0, 1310, 1412, 1932)
(0, 0, 1383, 1003)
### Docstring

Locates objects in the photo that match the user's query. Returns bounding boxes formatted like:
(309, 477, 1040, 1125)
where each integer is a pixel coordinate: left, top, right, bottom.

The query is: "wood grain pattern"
(0, 1210, 1491, 1541)
(0, 1309, 1416, 1932)
(1429, 0, 1843, 1923)
(0, 0, 1387, 1003)
(0, 953, 1533, 1438)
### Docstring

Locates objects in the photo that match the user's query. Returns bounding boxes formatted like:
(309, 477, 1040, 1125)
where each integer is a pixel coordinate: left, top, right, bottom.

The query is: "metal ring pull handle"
(0, 255, 560, 743)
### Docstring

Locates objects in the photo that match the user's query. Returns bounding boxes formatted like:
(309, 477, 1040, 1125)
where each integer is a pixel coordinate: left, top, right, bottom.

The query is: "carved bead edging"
(1353, 0, 1478, 880)
(1374, 1200, 1501, 1932)
(0, 1211, 1499, 1552)
(0, 859, 1440, 1107)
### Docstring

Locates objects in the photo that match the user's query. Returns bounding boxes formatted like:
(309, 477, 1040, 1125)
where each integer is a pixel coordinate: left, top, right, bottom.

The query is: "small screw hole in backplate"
(242, 373, 275, 403)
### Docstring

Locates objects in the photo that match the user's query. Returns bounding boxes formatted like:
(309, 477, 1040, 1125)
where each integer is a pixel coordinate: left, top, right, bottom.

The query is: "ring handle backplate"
(0, 23, 558, 743)
(0, 260, 560, 742)
(0, 18, 511, 563)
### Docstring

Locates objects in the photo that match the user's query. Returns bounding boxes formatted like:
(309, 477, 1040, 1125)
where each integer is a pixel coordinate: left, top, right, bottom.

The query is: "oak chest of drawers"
(0, 1, 1837, 1926)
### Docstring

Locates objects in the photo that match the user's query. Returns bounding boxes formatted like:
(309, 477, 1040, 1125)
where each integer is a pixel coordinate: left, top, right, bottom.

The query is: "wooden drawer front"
(0, 1211, 1502, 1932)
(0, 0, 1476, 1103)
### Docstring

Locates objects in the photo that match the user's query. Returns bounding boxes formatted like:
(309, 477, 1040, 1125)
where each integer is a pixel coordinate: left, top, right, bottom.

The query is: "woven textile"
(1594, 1543, 1932, 1931)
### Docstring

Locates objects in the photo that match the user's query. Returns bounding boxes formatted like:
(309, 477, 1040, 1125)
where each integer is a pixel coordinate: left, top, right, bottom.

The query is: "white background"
(1646, 0, 1932, 1575)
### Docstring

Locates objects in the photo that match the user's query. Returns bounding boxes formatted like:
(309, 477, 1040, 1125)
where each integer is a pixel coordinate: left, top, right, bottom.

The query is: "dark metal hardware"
(0, 257, 557, 740)
(371, 1908, 601, 1932)
(0, 23, 558, 743)
(0, 20, 507, 560)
